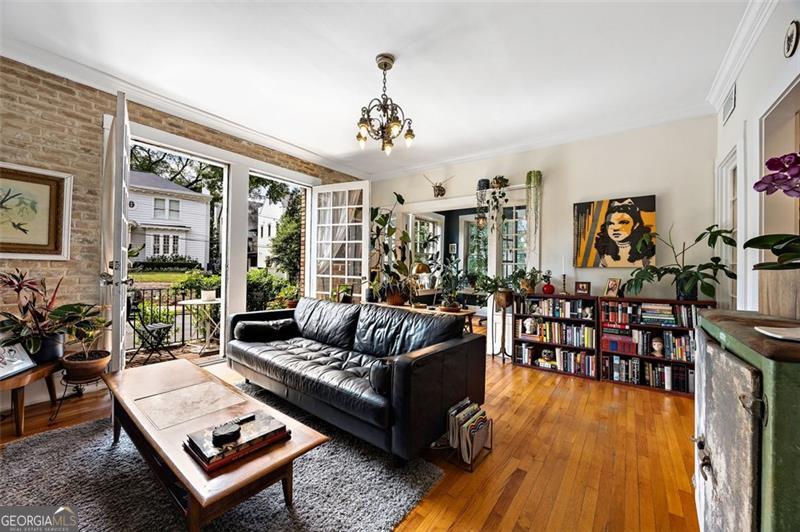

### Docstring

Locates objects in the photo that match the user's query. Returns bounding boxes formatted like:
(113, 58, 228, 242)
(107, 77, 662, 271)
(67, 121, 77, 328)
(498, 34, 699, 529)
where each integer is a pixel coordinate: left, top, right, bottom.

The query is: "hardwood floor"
(1, 336, 698, 531)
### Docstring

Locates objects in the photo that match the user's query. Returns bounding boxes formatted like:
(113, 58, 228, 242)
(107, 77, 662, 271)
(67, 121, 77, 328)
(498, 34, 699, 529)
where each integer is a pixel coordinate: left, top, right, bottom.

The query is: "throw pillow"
(233, 318, 299, 342)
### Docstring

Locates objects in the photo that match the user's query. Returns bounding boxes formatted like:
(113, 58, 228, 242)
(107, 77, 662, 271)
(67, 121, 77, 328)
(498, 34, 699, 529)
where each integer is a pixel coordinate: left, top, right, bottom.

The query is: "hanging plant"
(525, 170, 543, 265)
(488, 175, 509, 232)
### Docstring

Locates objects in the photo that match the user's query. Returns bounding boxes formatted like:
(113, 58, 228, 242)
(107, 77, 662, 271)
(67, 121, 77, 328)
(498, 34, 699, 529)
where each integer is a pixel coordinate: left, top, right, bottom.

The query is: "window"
(171, 235, 179, 255)
(152, 234, 161, 256)
(314, 188, 365, 301)
(501, 206, 527, 277)
(728, 166, 738, 309)
(260, 224, 264, 238)
(414, 218, 440, 263)
(465, 221, 488, 275)
(267, 223, 272, 237)
(153, 198, 180, 220)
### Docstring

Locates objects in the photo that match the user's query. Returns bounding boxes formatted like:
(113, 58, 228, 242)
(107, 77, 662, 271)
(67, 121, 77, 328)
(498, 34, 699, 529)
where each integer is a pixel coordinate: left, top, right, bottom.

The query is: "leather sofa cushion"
(227, 336, 389, 428)
(233, 318, 299, 342)
(293, 297, 361, 350)
(354, 304, 464, 357)
(369, 359, 392, 396)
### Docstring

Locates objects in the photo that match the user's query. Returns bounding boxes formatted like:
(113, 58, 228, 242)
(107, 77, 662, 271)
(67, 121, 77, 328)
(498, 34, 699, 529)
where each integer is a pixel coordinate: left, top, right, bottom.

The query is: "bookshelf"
(598, 296, 716, 397)
(511, 294, 599, 380)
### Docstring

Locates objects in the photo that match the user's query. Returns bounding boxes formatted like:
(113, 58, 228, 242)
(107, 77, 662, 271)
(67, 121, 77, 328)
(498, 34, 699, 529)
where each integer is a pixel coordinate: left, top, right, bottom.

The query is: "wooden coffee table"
(103, 359, 328, 531)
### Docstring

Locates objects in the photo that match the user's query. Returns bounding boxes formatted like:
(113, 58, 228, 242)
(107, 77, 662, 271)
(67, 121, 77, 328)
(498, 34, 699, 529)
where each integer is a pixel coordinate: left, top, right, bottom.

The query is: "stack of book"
(183, 411, 290, 472)
(600, 327, 695, 361)
(639, 303, 677, 326)
(519, 321, 595, 348)
(447, 398, 492, 466)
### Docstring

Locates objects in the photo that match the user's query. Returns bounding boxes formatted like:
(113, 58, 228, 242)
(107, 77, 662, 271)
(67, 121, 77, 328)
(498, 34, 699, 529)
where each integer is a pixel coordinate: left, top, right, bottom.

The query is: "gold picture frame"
(0, 162, 72, 260)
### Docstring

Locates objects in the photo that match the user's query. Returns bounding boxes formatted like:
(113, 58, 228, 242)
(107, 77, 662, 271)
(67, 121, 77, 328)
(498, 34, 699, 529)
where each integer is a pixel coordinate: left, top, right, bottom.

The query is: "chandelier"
(356, 53, 415, 155)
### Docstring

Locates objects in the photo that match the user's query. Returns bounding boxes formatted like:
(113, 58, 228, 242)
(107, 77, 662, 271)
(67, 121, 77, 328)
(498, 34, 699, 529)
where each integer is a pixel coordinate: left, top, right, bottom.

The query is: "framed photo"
(574, 281, 591, 295)
(604, 278, 622, 297)
(0, 344, 36, 381)
(448, 243, 457, 255)
(573, 195, 656, 268)
(0, 162, 72, 260)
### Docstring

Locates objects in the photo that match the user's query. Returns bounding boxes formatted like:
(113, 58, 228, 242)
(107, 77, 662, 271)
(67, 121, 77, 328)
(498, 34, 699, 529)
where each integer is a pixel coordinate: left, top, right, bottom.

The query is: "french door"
(104, 92, 131, 371)
(308, 181, 370, 302)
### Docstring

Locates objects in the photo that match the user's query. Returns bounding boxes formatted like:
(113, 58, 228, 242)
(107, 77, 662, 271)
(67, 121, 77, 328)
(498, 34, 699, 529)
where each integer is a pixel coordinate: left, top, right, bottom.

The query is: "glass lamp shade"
(411, 262, 431, 275)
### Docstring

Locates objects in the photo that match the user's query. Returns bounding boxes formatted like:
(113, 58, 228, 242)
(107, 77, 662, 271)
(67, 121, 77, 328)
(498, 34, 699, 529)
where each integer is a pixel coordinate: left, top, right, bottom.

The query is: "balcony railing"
(125, 288, 215, 352)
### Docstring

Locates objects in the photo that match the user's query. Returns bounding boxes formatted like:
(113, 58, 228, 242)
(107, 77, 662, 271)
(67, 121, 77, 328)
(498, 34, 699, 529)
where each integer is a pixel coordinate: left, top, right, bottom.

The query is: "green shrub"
(138, 301, 176, 326)
(246, 269, 291, 311)
(135, 254, 201, 272)
(171, 271, 221, 294)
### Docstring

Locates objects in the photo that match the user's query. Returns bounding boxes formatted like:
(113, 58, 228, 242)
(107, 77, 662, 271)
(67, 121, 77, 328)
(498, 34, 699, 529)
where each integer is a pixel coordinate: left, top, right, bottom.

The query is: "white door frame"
(107, 118, 321, 340)
(308, 180, 370, 300)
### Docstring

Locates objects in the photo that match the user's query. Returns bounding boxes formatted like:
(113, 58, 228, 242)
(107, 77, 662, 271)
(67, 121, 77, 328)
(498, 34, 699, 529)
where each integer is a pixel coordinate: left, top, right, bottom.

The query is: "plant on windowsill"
(60, 304, 112, 382)
(0, 270, 73, 363)
(625, 225, 737, 300)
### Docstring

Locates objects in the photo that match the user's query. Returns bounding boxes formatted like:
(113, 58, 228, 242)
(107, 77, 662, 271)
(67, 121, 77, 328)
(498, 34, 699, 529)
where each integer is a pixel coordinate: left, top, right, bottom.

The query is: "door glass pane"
(348, 189, 363, 206)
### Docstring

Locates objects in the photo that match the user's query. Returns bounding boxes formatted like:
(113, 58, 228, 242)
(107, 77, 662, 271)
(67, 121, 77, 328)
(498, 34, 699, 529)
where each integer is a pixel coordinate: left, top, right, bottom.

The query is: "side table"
(0, 360, 61, 436)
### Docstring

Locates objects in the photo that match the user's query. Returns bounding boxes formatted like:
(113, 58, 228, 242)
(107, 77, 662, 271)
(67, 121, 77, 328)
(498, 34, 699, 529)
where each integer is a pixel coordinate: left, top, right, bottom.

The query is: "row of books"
(600, 326, 696, 361)
(447, 398, 492, 465)
(600, 301, 703, 328)
(515, 345, 596, 377)
(514, 297, 593, 319)
(603, 355, 695, 393)
(517, 321, 596, 348)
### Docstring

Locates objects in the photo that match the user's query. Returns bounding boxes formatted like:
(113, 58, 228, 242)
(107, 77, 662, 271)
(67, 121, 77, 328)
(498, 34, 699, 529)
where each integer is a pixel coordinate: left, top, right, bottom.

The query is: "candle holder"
(560, 273, 569, 295)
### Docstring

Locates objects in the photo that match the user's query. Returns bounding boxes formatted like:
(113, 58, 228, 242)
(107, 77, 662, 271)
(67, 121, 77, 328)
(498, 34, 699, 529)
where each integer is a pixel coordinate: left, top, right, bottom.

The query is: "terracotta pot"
(62, 350, 111, 382)
(385, 291, 407, 306)
(494, 289, 514, 309)
(286, 299, 299, 309)
(542, 282, 555, 295)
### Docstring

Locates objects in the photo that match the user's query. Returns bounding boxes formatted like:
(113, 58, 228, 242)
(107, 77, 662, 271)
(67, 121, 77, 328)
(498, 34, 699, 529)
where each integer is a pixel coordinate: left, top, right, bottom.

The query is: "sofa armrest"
(390, 333, 486, 460)
(225, 308, 295, 346)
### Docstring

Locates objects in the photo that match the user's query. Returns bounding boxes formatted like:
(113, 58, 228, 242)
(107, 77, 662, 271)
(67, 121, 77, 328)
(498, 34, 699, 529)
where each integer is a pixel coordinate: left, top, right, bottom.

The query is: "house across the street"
(127, 170, 211, 266)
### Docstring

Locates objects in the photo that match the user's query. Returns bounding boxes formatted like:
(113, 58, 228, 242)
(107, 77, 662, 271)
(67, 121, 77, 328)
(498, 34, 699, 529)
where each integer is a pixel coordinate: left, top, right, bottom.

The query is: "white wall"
(373, 115, 718, 299)
(714, 2, 800, 310)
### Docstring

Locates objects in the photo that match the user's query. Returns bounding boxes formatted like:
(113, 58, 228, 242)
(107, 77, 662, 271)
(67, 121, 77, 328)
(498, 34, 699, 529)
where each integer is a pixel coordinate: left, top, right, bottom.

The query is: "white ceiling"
(0, 1, 746, 180)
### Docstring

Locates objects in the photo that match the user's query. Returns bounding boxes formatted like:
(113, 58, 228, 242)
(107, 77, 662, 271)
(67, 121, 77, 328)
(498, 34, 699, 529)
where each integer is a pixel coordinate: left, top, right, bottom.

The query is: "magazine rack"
(447, 418, 493, 472)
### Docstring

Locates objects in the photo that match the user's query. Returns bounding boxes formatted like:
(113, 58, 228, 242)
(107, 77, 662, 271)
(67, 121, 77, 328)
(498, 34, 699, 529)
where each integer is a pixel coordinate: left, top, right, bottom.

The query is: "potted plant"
(477, 274, 514, 309)
(282, 285, 300, 308)
(59, 304, 112, 382)
(514, 266, 543, 295)
(200, 276, 218, 302)
(541, 270, 555, 295)
(487, 175, 509, 232)
(367, 192, 415, 305)
(436, 256, 463, 312)
(0, 270, 70, 363)
(625, 225, 736, 300)
(744, 152, 800, 270)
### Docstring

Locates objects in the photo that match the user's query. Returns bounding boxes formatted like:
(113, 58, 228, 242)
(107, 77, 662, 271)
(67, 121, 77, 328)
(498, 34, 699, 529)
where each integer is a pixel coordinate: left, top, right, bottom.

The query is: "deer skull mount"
(423, 174, 455, 198)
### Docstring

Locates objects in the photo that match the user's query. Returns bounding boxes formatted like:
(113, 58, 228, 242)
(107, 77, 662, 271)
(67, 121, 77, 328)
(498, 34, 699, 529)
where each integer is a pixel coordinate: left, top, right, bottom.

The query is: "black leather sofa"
(226, 297, 486, 461)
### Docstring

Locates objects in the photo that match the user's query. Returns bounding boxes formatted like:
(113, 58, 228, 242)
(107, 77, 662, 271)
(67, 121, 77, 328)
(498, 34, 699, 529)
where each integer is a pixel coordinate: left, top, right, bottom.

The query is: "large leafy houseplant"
(626, 225, 737, 300)
(436, 255, 464, 310)
(59, 304, 112, 381)
(368, 192, 414, 304)
(744, 152, 800, 270)
(0, 270, 75, 362)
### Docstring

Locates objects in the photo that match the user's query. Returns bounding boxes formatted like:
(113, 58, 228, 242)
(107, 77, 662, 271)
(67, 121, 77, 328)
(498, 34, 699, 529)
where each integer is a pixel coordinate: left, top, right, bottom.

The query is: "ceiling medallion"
(356, 53, 415, 156)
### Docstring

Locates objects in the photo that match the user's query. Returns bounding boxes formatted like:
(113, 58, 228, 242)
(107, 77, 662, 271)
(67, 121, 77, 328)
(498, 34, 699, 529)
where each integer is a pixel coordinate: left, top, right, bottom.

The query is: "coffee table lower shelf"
(112, 400, 293, 531)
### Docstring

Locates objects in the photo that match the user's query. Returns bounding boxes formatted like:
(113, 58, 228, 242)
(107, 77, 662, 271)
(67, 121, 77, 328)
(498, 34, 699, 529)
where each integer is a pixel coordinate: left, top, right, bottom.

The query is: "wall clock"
(785, 20, 799, 58)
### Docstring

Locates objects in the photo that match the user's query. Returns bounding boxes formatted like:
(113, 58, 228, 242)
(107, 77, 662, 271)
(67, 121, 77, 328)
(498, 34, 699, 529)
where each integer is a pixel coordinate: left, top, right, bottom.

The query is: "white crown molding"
(1, 39, 369, 180)
(369, 103, 715, 181)
(706, 0, 780, 112)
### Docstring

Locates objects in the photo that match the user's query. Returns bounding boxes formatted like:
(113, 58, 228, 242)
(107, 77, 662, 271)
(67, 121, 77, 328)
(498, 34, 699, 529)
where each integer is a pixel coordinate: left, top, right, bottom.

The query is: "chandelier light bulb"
(356, 132, 366, 150)
(358, 117, 369, 137)
(389, 118, 402, 137)
(384, 139, 393, 156)
(404, 128, 415, 148)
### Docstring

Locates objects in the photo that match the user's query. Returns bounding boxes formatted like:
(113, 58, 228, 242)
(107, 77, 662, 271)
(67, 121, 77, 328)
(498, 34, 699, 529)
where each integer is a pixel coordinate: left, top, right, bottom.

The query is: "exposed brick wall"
(0, 57, 356, 308)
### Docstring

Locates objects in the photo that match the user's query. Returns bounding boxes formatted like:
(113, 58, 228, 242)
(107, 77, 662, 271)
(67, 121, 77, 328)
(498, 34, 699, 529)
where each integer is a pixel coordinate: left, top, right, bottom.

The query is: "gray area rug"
(0, 383, 442, 531)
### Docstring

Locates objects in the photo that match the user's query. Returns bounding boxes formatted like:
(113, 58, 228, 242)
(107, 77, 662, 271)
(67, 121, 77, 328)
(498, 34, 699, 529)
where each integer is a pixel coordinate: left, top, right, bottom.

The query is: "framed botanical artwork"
(604, 278, 622, 297)
(0, 162, 72, 260)
(574, 281, 591, 295)
(0, 344, 36, 381)
(573, 195, 656, 268)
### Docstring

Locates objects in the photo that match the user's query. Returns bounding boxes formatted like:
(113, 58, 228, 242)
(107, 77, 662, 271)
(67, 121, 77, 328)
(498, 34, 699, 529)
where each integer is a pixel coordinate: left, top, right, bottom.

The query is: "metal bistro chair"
(127, 289, 176, 365)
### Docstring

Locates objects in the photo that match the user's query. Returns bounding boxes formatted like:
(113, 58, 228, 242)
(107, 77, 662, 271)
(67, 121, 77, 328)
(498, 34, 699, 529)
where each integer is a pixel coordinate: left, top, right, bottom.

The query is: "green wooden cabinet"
(699, 310, 800, 532)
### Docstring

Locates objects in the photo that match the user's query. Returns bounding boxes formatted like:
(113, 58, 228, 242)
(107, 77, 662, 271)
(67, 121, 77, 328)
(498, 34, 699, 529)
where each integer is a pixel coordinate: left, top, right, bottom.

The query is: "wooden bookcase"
(511, 294, 599, 380)
(598, 296, 716, 397)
